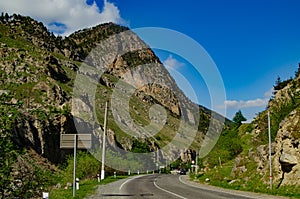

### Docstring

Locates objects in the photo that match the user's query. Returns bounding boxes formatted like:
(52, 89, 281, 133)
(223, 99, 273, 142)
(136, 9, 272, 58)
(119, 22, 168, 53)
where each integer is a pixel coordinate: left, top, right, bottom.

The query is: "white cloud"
(223, 98, 269, 109)
(163, 55, 185, 69)
(217, 87, 273, 110)
(0, 0, 127, 35)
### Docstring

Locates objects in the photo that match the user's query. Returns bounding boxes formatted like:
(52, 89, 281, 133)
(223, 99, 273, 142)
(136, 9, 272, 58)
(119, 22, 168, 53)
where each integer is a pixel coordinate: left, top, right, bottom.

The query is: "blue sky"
(110, 0, 300, 121)
(1, 0, 300, 121)
(108, 0, 300, 121)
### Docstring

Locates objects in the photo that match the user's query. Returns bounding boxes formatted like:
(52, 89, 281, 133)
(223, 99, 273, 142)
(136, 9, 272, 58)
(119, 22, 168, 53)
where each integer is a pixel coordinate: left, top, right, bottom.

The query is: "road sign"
(60, 134, 92, 149)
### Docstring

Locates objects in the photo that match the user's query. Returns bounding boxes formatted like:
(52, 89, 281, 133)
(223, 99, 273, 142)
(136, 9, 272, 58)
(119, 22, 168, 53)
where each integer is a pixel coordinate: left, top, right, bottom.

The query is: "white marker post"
(42, 192, 49, 199)
(76, 178, 79, 190)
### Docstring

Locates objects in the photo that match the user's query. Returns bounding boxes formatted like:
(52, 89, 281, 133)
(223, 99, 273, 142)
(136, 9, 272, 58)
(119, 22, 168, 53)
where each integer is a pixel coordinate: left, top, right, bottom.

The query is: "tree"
(295, 63, 300, 78)
(233, 110, 246, 125)
(275, 76, 282, 87)
(273, 75, 292, 92)
(4, 13, 9, 22)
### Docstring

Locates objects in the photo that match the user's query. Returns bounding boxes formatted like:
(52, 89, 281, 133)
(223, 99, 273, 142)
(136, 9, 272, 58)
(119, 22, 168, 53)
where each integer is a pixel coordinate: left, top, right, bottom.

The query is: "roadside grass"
(192, 163, 300, 198)
(50, 176, 128, 199)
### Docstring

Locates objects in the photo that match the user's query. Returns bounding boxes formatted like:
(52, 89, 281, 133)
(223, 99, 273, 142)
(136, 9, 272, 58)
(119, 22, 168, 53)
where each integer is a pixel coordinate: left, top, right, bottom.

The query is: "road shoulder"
(84, 175, 146, 199)
(179, 174, 290, 199)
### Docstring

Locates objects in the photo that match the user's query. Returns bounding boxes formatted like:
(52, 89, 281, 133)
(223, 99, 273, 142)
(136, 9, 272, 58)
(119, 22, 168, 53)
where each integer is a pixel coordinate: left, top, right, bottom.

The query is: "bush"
(62, 151, 100, 183)
(131, 139, 151, 153)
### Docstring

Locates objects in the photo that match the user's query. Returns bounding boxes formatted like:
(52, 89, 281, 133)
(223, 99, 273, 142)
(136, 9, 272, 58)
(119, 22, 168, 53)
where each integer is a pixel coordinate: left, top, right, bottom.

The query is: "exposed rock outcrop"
(272, 109, 300, 186)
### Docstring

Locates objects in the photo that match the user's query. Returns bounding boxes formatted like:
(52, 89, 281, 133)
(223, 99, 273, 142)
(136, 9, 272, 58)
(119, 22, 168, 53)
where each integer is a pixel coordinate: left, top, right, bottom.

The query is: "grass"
(49, 176, 128, 199)
(193, 162, 300, 198)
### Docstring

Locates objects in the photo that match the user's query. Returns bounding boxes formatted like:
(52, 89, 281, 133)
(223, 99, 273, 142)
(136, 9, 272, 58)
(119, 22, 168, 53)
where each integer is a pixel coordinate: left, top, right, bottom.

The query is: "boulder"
(280, 152, 298, 165)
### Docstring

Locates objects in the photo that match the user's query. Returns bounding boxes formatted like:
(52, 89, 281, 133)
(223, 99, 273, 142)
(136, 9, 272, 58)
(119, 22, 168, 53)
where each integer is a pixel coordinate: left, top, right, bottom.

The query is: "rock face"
(273, 109, 300, 185)
(11, 114, 77, 164)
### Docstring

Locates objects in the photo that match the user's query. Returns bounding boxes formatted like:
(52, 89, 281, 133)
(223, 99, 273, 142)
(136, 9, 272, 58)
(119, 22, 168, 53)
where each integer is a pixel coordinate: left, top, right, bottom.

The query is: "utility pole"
(101, 101, 108, 180)
(195, 149, 198, 174)
(268, 111, 272, 189)
(156, 150, 159, 173)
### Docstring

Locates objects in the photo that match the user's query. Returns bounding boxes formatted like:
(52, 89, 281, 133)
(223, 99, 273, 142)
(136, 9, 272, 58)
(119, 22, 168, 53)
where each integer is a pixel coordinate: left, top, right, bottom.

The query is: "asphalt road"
(86, 174, 289, 199)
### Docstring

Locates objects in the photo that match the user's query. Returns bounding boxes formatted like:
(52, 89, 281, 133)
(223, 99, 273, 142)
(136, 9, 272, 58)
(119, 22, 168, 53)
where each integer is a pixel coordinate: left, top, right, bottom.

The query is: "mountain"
(0, 14, 227, 197)
(196, 65, 300, 197)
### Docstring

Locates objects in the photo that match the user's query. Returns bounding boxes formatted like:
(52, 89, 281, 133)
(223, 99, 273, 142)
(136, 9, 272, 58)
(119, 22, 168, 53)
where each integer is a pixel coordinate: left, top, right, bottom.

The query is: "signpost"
(60, 134, 92, 149)
(60, 134, 91, 197)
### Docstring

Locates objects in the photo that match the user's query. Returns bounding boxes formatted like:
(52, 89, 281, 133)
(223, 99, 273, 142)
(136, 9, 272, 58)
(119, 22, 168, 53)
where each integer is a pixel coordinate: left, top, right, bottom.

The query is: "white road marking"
(153, 178, 187, 199)
(119, 175, 145, 190)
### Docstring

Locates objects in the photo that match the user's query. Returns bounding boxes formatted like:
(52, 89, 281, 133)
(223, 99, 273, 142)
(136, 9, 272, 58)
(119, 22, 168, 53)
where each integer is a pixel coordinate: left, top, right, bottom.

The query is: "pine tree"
(233, 110, 246, 125)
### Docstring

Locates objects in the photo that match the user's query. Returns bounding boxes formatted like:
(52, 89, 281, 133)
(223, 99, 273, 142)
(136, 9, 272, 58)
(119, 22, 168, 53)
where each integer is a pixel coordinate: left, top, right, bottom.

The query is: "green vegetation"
(48, 151, 129, 199)
(0, 94, 20, 197)
(192, 123, 300, 198)
(0, 92, 57, 197)
(255, 78, 300, 144)
(193, 165, 300, 198)
(50, 179, 99, 199)
(232, 110, 246, 126)
(131, 139, 151, 153)
(273, 76, 293, 93)
(60, 151, 101, 184)
(200, 127, 243, 168)
(191, 65, 300, 198)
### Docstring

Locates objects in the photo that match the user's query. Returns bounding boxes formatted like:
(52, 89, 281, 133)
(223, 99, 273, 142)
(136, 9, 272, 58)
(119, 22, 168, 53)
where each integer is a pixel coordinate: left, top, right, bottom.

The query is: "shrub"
(62, 151, 100, 182)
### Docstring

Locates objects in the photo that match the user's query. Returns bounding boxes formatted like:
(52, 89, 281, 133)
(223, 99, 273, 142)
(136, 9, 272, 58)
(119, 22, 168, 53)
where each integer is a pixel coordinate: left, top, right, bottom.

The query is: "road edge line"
(153, 177, 187, 199)
(119, 175, 146, 190)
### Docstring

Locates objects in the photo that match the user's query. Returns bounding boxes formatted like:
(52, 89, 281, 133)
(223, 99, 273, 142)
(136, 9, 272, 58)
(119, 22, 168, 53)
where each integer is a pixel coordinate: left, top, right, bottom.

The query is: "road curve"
(86, 174, 289, 199)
